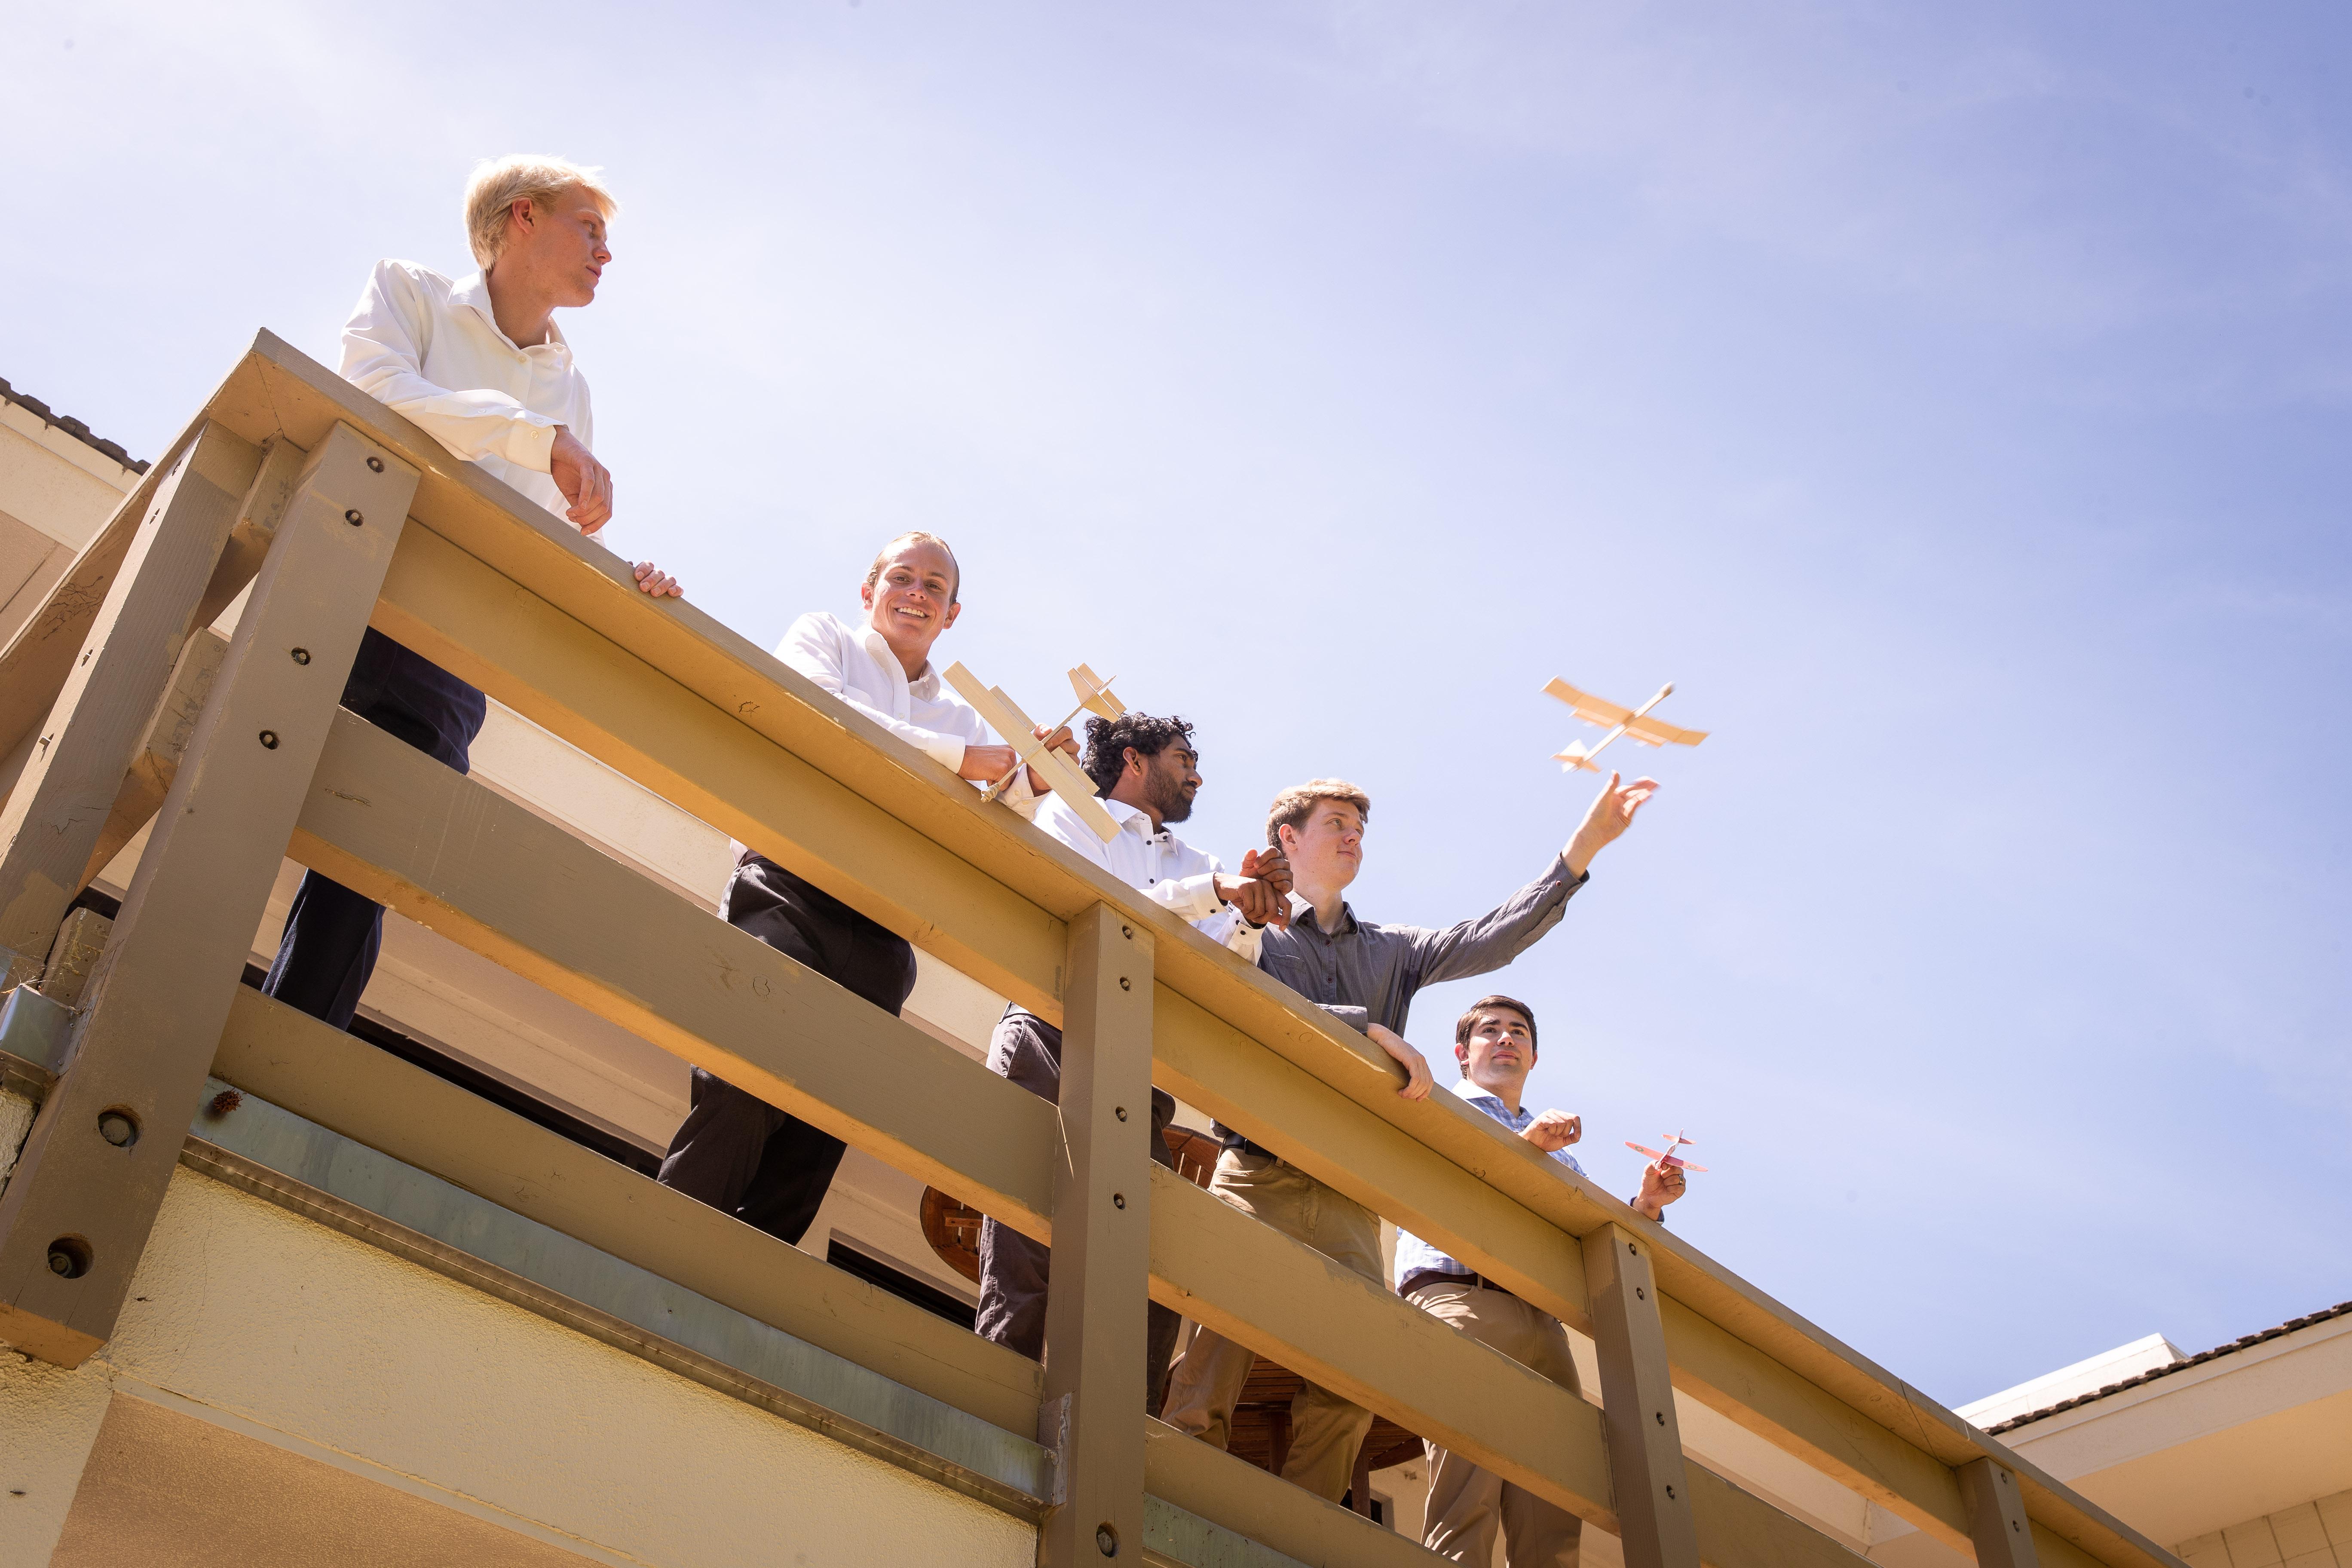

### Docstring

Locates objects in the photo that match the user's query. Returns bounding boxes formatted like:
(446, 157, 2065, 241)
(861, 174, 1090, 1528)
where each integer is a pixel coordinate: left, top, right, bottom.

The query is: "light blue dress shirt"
(1393, 1080, 1584, 1290)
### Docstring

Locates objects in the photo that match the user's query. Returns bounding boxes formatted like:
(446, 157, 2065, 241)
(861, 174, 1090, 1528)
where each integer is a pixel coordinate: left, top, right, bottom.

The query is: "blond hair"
(1265, 779, 1371, 848)
(464, 155, 619, 269)
(864, 531, 962, 605)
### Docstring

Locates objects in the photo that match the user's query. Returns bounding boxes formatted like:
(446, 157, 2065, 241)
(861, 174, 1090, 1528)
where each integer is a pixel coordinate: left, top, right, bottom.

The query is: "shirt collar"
(855, 622, 936, 696)
(451, 270, 571, 356)
(1102, 798, 1159, 839)
(1288, 893, 1360, 934)
(1449, 1078, 1525, 1122)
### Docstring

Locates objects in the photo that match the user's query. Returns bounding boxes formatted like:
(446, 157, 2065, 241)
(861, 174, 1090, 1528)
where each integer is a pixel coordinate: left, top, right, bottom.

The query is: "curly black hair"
(1081, 714, 1196, 796)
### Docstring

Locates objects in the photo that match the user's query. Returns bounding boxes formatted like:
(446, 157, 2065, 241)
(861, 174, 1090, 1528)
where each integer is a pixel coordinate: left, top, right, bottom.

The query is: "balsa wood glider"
(1624, 1131, 1708, 1173)
(1544, 678, 1709, 774)
(941, 663, 1123, 842)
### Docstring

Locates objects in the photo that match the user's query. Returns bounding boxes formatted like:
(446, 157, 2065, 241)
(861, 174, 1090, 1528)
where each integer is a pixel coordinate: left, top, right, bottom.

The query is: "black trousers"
(262, 631, 488, 1029)
(655, 854, 917, 1246)
(976, 1008, 1183, 1415)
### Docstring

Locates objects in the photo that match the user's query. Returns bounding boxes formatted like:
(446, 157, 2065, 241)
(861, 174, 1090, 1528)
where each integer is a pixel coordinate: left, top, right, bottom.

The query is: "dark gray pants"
(656, 854, 916, 1246)
(976, 1008, 1183, 1414)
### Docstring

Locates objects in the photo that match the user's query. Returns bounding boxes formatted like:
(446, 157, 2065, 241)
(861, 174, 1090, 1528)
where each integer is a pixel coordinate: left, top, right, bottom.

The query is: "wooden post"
(0, 423, 260, 986)
(1960, 1457, 2040, 1568)
(1581, 1222, 1700, 1568)
(1039, 903, 1154, 1566)
(0, 423, 416, 1366)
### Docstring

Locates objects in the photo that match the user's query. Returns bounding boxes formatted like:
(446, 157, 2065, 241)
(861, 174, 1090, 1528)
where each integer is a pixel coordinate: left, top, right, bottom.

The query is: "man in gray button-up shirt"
(1163, 769, 1658, 1504)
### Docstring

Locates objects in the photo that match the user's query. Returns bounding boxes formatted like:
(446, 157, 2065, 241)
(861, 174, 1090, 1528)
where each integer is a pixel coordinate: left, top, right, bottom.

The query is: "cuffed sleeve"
(1317, 1003, 1370, 1034)
(341, 262, 563, 469)
(1190, 905, 1264, 963)
(1148, 871, 1226, 923)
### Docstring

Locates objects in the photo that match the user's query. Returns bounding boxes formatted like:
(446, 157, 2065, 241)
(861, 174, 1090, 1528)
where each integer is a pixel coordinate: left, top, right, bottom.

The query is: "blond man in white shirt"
(658, 531, 1068, 1244)
(978, 712, 1291, 1413)
(264, 155, 678, 1033)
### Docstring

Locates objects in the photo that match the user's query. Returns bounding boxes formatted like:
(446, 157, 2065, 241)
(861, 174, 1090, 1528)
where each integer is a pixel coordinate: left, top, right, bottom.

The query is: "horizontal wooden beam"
(1145, 1162, 1617, 1531)
(1140, 1418, 1448, 1568)
(211, 984, 1042, 1435)
(290, 708, 1059, 1237)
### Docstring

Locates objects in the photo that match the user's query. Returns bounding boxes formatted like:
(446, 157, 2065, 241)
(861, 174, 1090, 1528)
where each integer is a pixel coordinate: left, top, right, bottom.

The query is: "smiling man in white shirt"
(263, 154, 679, 1033)
(977, 713, 1291, 1412)
(657, 531, 1070, 1247)
(1394, 995, 1684, 1566)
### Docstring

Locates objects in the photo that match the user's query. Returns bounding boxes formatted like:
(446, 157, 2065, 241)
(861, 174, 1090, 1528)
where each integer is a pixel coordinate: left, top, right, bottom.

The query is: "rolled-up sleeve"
(341, 263, 560, 471)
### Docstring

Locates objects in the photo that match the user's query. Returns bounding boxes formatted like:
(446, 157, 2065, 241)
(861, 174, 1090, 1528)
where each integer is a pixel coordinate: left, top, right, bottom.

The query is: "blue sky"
(5, 1, 2346, 1405)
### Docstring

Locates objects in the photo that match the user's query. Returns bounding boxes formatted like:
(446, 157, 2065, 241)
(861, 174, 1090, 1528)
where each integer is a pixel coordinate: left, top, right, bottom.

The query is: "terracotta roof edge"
(1985, 1300, 2352, 1434)
(0, 375, 151, 474)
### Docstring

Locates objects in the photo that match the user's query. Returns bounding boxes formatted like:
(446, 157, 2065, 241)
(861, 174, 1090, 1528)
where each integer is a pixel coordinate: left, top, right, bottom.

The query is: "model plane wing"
(942, 663, 1120, 842)
(1623, 716, 1709, 748)
(1543, 678, 1635, 730)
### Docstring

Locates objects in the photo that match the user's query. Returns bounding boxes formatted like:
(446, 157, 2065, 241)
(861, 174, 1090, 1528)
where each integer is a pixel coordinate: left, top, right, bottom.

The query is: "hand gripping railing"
(0, 332, 2185, 1568)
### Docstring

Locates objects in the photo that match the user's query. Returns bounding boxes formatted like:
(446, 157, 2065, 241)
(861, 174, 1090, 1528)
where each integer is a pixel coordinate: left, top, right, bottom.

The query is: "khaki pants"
(1406, 1279, 1583, 1567)
(1161, 1152, 1382, 1501)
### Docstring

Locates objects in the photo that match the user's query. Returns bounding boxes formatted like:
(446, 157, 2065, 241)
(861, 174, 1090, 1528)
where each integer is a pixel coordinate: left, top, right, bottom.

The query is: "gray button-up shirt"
(1219, 852, 1588, 1150)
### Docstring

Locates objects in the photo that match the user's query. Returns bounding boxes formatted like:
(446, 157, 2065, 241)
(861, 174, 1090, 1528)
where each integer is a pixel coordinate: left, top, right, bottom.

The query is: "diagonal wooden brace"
(0, 423, 416, 1365)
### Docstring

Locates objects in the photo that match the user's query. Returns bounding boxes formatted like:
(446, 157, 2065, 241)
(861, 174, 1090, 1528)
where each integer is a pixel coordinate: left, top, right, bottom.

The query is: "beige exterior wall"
(6, 1167, 1035, 1567)
(0, 397, 141, 651)
(2179, 1491, 2352, 1568)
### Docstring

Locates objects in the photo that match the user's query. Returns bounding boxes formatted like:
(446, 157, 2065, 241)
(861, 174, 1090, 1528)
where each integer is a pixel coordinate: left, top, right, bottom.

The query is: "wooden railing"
(0, 333, 2182, 1568)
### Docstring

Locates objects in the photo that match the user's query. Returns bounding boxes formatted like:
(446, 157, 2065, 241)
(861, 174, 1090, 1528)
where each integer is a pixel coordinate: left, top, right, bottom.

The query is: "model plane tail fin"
(1554, 741, 1602, 773)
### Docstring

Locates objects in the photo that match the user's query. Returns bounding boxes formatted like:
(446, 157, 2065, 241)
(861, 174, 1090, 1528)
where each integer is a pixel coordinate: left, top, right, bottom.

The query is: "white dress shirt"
(341, 260, 591, 519)
(776, 610, 1037, 810)
(1031, 793, 1262, 959)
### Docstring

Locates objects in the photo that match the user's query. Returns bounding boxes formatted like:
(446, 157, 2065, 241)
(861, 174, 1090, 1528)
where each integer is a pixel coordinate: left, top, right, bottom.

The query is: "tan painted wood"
(290, 708, 1060, 1235)
(1146, 1162, 1618, 1531)
(209, 983, 1043, 1434)
(1139, 1418, 1448, 1568)
(0, 421, 205, 767)
(77, 627, 228, 890)
(36, 909, 113, 1010)
(191, 331, 2190, 1568)
(1040, 906, 1155, 1565)
(1963, 1458, 2040, 1568)
(1584, 1222, 1700, 1568)
(190, 434, 310, 632)
(1684, 1461, 1876, 1568)
(0, 423, 260, 983)
(0, 423, 416, 1366)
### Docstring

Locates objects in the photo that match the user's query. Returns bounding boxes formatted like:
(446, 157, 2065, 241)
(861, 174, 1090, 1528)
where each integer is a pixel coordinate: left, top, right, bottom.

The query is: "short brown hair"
(1265, 779, 1371, 848)
(1456, 995, 1537, 1052)
(864, 531, 961, 604)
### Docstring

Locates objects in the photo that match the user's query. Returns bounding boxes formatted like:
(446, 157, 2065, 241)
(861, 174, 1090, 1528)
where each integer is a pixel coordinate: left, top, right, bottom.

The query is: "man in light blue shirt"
(1395, 995, 1685, 1567)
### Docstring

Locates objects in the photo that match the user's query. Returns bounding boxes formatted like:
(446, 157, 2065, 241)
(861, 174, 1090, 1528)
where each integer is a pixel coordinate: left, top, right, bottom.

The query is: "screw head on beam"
(290, 647, 310, 665)
(257, 730, 279, 750)
(97, 1110, 138, 1147)
(344, 508, 364, 527)
(1096, 1523, 1119, 1557)
(365, 456, 385, 473)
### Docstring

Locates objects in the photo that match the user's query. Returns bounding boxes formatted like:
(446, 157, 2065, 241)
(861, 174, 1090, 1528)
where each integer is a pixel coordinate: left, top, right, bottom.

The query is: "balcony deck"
(0, 334, 2189, 1568)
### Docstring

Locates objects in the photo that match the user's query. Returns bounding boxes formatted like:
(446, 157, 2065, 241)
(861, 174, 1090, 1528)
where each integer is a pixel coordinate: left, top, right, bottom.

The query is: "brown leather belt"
(1399, 1268, 1516, 1301)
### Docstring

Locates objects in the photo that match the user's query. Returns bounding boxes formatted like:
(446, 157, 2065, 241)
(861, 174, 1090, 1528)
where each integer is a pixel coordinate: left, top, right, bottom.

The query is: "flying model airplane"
(941, 662, 1124, 842)
(1623, 1131, 1709, 1173)
(1544, 677, 1709, 774)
